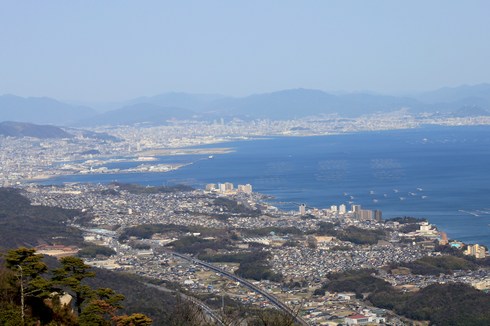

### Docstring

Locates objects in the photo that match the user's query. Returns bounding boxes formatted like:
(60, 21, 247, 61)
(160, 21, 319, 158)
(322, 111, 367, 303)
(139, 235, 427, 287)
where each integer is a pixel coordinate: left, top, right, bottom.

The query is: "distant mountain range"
(414, 83, 490, 104)
(208, 89, 426, 119)
(77, 103, 197, 126)
(0, 94, 96, 125)
(2, 84, 490, 126)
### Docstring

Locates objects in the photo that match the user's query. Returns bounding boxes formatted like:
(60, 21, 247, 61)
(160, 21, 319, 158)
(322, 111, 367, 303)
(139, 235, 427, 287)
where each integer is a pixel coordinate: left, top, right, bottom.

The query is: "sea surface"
(46, 125, 490, 247)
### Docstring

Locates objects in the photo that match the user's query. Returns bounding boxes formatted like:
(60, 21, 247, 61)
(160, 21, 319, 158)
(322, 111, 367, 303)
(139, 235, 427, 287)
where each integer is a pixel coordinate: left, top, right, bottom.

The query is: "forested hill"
(0, 121, 72, 138)
(0, 189, 181, 324)
(0, 188, 83, 248)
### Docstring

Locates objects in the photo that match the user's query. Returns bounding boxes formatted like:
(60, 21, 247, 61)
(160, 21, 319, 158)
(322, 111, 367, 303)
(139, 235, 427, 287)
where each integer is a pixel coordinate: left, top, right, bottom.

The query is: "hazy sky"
(1, 1, 489, 101)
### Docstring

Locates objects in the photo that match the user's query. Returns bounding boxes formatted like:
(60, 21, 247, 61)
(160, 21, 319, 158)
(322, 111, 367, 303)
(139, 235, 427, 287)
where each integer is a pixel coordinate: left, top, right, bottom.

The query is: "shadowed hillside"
(0, 188, 83, 248)
(0, 121, 72, 138)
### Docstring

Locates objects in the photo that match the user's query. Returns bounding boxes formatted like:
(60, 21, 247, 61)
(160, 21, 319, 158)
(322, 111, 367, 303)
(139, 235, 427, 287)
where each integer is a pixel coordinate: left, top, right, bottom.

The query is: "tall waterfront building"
(351, 204, 361, 213)
(218, 183, 227, 192)
(205, 183, 217, 191)
(339, 204, 347, 214)
(299, 204, 306, 215)
(465, 244, 487, 259)
(224, 182, 234, 191)
(218, 182, 234, 193)
(351, 204, 361, 219)
(359, 209, 373, 220)
(237, 184, 253, 194)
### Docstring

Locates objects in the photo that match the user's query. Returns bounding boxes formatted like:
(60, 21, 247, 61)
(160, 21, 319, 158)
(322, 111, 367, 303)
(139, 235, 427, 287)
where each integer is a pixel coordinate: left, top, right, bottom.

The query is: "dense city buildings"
(16, 180, 489, 325)
(1, 116, 490, 324)
(1, 113, 490, 186)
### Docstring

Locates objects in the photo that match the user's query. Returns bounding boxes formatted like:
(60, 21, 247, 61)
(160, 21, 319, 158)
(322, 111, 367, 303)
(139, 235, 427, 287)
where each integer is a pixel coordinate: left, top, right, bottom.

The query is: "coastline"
(137, 147, 234, 156)
(18, 125, 490, 249)
(23, 147, 236, 184)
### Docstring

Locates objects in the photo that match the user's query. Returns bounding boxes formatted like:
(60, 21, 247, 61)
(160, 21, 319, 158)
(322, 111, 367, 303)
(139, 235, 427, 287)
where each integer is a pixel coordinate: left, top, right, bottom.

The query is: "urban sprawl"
(1, 113, 489, 325)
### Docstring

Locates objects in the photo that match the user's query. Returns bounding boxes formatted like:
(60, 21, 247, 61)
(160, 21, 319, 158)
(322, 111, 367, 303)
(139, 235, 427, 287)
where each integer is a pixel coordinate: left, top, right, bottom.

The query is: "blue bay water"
(47, 126, 490, 247)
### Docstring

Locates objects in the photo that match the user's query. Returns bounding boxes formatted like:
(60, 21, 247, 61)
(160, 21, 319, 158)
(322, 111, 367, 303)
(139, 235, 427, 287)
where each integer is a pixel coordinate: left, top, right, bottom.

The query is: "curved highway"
(145, 283, 226, 326)
(170, 251, 309, 326)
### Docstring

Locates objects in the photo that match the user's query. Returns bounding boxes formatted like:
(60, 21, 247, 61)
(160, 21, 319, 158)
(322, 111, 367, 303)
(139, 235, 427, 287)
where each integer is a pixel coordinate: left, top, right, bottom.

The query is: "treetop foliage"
(316, 268, 490, 325)
(0, 247, 152, 326)
(111, 183, 194, 194)
(385, 216, 427, 224)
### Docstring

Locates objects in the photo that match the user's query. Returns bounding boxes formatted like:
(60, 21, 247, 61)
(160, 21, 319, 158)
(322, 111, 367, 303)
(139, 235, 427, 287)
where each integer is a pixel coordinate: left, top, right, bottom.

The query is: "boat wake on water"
(458, 209, 490, 217)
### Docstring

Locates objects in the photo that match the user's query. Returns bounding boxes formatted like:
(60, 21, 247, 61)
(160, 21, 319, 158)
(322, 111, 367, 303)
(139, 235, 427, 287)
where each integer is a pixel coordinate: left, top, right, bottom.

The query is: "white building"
(339, 204, 347, 214)
(299, 204, 306, 215)
(237, 184, 253, 194)
(205, 183, 217, 191)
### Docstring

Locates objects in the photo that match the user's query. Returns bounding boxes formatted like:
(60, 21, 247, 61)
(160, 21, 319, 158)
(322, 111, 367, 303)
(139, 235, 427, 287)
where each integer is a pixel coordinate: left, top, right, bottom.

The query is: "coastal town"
(1, 115, 490, 325)
(21, 181, 490, 325)
(1, 112, 490, 186)
(3, 2, 490, 324)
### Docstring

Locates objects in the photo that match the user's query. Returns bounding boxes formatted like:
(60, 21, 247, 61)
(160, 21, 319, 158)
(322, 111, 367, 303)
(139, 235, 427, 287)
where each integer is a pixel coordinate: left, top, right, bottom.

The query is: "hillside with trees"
(369, 283, 490, 325)
(0, 121, 72, 138)
(111, 183, 194, 194)
(0, 189, 180, 324)
(0, 248, 153, 325)
(396, 255, 478, 275)
(311, 222, 386, 245)
(316, 269, 490, 325)
(234, 251, 283, 282)
(0, 188, 83, 248)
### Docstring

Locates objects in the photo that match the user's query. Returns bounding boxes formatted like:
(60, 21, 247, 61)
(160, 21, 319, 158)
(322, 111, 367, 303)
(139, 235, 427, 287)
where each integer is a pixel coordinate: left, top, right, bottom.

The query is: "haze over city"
(1, 2, 490, 325)
(1, 1, 490, 102)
